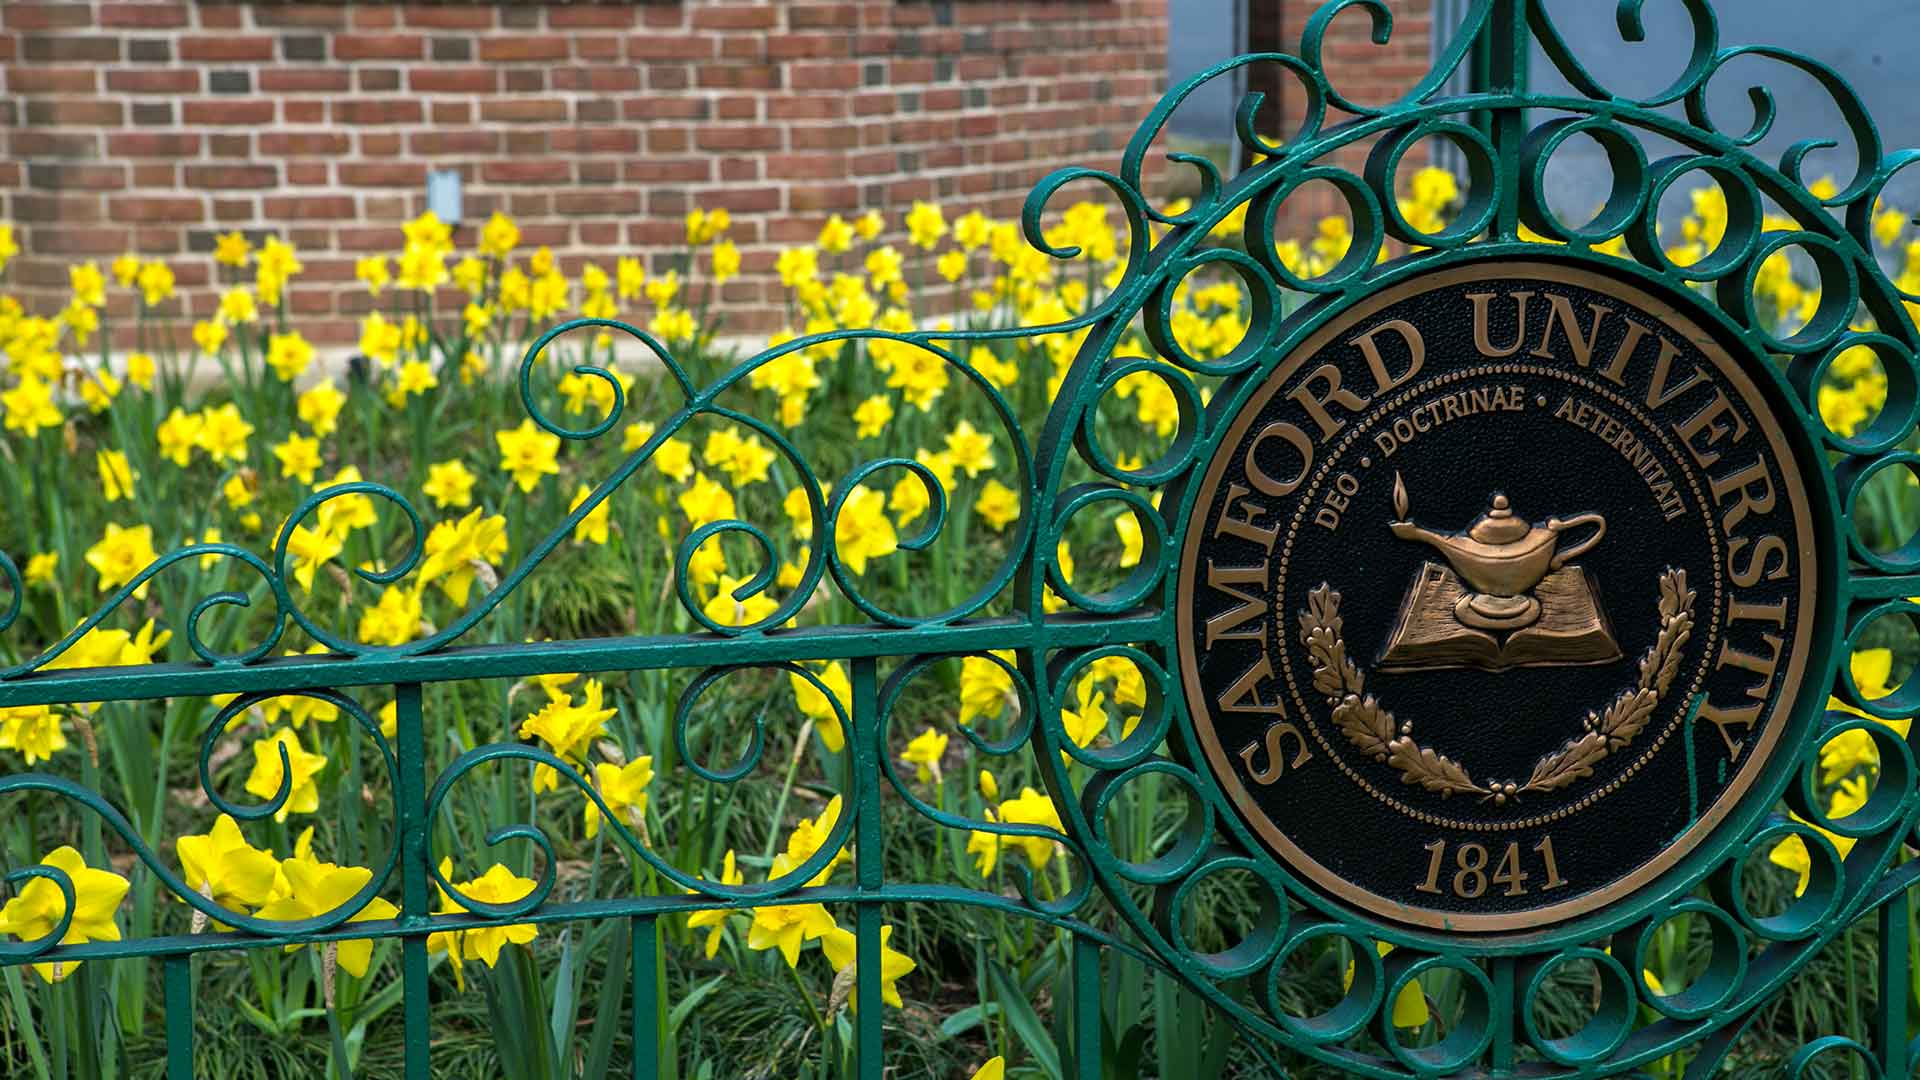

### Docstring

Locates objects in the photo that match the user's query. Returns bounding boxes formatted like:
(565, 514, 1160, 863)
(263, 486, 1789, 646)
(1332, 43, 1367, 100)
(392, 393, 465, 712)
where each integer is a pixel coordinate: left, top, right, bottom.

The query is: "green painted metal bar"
(402, 939, 429, 1080)
(1, 883, 1161, 968)
(163, 955, 192, 1080)
(632, 914, 659, 1080)
(1876, 896, 1909, 1077)
(1846, 573, 1920, 600)
(395, 682, 431, 1080)
(1074, 933, 1102, 1080)
(1483, 0, 1530, 239)
(853, 657, 884, 1079)
(855, 904, 883, 1080)
(1489, 956, 1514, 1074)
(0, 613, 1165, 708)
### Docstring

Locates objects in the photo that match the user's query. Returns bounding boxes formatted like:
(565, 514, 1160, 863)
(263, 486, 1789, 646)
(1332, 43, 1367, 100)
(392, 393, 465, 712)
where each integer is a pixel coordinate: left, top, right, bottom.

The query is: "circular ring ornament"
(1174, 254, 1830, 935)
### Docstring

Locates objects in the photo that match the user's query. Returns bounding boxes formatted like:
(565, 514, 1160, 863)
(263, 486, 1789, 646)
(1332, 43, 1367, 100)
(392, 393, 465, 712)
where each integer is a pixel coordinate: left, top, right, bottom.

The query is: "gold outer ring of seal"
(1173, 258, 1821, 933)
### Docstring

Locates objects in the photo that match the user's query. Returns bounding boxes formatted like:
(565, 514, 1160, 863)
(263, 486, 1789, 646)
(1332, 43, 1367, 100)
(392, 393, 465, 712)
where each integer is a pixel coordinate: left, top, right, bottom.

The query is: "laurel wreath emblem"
(1298, 569, 1696, 803)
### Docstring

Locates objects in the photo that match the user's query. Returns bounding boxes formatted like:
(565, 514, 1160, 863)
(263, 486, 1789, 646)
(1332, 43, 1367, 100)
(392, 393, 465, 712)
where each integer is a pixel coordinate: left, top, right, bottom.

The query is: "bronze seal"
(1175, 258, 1819, 932)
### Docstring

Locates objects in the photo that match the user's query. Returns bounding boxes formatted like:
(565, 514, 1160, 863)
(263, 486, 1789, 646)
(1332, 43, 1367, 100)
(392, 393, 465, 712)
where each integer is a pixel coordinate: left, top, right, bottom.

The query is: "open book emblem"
(1381, 474, 1620, 672)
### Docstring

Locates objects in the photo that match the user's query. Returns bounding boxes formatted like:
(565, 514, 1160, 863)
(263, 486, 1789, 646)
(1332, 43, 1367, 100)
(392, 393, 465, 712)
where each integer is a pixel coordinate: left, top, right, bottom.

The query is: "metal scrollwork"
(0, 2, 1915, 1076)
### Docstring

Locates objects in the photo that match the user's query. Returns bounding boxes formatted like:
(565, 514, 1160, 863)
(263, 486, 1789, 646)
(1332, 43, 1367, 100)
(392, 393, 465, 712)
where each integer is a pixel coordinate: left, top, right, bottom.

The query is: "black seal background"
(1177, 264, 1810, 927)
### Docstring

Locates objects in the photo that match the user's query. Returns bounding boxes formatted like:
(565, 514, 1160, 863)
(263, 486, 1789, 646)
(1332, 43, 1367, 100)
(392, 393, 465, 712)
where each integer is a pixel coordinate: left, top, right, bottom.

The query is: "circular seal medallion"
(1176, 258, 1821, 932)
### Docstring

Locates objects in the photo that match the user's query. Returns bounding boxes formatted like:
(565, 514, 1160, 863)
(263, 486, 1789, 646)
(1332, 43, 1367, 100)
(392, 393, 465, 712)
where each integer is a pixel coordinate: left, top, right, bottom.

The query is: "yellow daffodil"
(906, 201, 948, 250)
(0, 705, 65, 765)
(585, 757, 654, 838)
(1817, 648, 1911, 783)
(423, 460, 477, 509)
(125, 351, 156, 390)
(966, 810, 1002, 878)
(853, 394, 894, 439)
(968, 1059, 1006, 1080)
(900, 727, 949, 783)
(1771, 774, 1873, 896)
(954, 211, 991, 251)
(264, 332, 313, 382)
(677, 471, 736, 528)
(746, 854, 837, 967)
(855, 209, 884, 240)
(957, 653, 1016, 731)
(704, 573, 779, 628)
(819, 214, 856, 253)
(973, 480, 1020, 532)
(218, 287, 260, 328)
(221, 472, 255, 509)
(0, 846, 129, 982)
(479, 211, 520, 260)
(24, 552, 58, 588)
(653, 436, 694, 481)
(360, 311, 401, 367)
(1060, 674, 1108, 760)
(789, 661, 851, 752)
(86, 522, 158, 596)
(356, 585, 422, 648)
(943, 420, 995, 477)
(284, 524, 343, 593)
(355, 255, 390, 295)
(273, 434, 323, 485)
(193, 317, 229, 356)
(243, 728, 328, 822)
(937, 250, 968, 282)
(821, 923, 917, 1011)
(785, 795, 846, 871)
(426, 857, 469, 989)
(79, 368, 121, 413)
(416, 507, 508, 605)
(1343, 942, 1430, 1028)
(1116, 510, 1144, 568)
(157, 407, 204, 467)
(495, 419, 560, 493)
(197, 403, 254, 464)
(214, 231, 251, 268)
(448, 863, 539, 968)
(996, 787, 1064, 870)
(70, 261, 106, 307)
(518, 678, 616, 790)
(2, 376, 61, 436)
(176, 814, 279, 913)
(834, 484, 897, 575)
(296, 379, 346, 437)
(136, 261, 175, 306)
(254, 851, 398, 978)
(395, 359, 438, 398)
(712, 240, 741, 283)
(685, 850, 744, 958)
(97, 450, 136, 503)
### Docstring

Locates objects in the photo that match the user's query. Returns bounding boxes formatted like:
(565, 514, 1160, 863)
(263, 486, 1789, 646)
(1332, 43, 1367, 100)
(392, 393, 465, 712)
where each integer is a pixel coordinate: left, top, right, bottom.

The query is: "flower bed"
(0, 170, 1910, 1077)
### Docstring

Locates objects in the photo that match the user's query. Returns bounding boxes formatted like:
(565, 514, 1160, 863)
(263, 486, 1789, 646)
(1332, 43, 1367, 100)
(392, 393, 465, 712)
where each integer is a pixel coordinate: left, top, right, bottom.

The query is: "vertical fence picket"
(633, 914, 659, 1080)
(1073, 933, 1101, 1080)
(1877, 896, 1910, 1077)
(856, 904, 883, 1078)
(853, 657, 884, 1079)
(395, 682, 432, 1080)
(163, 955, 192, 1080)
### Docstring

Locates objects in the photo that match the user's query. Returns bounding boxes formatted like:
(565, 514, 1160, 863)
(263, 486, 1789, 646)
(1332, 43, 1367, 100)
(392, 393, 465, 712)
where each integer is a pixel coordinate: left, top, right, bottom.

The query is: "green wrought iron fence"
(5, 0, 1920, 1076)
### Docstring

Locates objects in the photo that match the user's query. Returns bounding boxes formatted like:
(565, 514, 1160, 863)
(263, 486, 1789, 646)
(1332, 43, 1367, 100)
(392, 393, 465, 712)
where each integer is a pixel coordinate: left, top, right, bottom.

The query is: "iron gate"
(2, 0, 1918, 1075)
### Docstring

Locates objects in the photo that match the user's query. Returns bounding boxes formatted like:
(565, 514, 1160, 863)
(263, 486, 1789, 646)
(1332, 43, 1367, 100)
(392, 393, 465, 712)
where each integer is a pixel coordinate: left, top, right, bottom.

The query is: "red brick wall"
(1, 1, 1169, 343)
